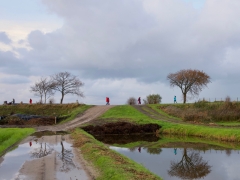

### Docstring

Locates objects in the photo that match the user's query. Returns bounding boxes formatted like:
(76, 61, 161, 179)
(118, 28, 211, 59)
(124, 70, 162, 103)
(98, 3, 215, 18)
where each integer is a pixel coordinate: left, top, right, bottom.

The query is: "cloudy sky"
(0, 0, 240, 105)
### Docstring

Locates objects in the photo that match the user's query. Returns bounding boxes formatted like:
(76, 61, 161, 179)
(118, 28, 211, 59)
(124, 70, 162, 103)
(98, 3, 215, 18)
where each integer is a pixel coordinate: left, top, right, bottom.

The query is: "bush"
(127, 97, 137, 105)
(144, 94, 162, 104)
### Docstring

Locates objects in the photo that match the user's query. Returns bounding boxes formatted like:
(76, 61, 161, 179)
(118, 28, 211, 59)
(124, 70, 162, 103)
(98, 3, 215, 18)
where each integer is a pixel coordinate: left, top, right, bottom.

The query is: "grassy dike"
(71, 105, 240, 180)
(71, 129, 162, 180)
(0, 128, 35, 156)
(99, 105, 240, 142)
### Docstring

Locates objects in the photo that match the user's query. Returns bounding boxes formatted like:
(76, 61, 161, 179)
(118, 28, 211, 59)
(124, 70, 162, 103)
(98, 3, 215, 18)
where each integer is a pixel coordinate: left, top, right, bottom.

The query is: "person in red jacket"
(106, 97, 110, 105)
(29, 98, 32, 104)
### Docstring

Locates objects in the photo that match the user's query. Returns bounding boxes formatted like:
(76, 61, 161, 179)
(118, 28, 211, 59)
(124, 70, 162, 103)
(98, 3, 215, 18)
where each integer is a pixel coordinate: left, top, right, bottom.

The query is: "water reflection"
(168, 148, 211, 179)
(30, 141, 54, 159)
(0, 132, 88, 180)
(108, 138, 240, 180)
(57, 141, 76, 172)
(95, 134, 159, 144)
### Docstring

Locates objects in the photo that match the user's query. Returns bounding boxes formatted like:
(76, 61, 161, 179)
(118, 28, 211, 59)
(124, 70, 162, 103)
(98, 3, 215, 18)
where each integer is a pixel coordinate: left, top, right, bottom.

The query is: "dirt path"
(36, 105, 114, 132)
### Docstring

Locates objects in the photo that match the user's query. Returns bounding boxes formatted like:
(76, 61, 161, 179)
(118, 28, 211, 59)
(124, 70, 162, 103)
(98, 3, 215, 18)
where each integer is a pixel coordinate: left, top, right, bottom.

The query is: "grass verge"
(99, 105, 240, 142)
(71, 129, 162, 180)
(0, 128, 35, 156)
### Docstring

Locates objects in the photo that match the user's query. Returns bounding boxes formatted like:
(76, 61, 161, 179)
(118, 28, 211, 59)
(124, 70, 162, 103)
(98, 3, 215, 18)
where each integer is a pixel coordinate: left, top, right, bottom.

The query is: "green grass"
(147, 104, 181, 120)
(100, 105, 240, 142)
(215, 122, 240, 126)
(59, 105, 92, 124)
(71, 129, 162, 180)
(0, 128, 35, 156)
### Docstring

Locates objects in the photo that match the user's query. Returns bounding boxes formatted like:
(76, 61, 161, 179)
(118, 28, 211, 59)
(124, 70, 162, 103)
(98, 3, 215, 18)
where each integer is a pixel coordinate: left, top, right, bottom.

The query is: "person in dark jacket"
(138, 97, 141, 105)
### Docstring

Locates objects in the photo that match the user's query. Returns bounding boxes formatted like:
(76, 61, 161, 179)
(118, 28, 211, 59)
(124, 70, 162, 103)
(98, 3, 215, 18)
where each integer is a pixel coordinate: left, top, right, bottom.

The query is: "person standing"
(138, 97, 141, 105)
(174, 96, 177, 103)
(29, 98, 32, 104)
(12, 98, 15, 104)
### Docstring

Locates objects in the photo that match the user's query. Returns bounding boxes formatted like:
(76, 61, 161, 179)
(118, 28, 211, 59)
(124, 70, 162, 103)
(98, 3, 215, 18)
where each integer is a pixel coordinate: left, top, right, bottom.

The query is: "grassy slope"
(0, 128, 35, 155)
(100, 105, 240, 142)
(71, 129, 162, 180)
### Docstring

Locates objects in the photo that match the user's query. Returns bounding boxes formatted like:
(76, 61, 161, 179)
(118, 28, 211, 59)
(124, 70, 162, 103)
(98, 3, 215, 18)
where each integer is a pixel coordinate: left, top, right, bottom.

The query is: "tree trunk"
(183, 93, 187, 103)
(60, 93, 64, 104)
(44, 94, 46, 104)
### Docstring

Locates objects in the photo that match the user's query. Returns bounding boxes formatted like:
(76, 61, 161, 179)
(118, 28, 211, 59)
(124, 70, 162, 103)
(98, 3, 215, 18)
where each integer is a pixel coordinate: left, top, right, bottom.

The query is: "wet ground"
(94, 134, 240, 180)
(0, 131, 92, 180)
(94, 134, 159, 144)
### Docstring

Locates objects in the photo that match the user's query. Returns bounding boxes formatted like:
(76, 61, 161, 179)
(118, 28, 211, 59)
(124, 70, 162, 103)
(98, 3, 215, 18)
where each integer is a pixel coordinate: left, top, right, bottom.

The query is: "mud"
(94, 134, 160, 144)
(82, 122, 161, 135)
(0, 117, 55, 126)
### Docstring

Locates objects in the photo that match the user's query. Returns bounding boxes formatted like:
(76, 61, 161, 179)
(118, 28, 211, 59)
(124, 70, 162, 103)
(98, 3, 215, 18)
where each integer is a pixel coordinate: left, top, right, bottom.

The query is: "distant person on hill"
(12, 98, 15, 104)
(138, 97, 141, 105)
(106, 97, 110, 105)
(29, 98, 32, 104)
(174, 96, 177, 103)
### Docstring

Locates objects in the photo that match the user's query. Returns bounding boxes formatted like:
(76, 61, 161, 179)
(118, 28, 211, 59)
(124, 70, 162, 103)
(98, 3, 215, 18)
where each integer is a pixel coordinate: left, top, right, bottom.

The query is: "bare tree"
(30, 77, 54, 103)
(51, 72, 84, 104)
(167, 69, 211, 103)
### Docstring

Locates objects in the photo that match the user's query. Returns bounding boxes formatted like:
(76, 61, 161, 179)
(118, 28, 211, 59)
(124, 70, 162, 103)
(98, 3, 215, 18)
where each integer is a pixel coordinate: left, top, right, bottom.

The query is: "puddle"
(110, 145, 240, 180)
(0, 131, 88, 180)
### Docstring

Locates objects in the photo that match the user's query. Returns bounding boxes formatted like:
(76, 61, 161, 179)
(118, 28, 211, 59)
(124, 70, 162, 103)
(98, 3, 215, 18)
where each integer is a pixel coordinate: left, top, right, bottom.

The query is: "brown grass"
(160, 101, 240, 122)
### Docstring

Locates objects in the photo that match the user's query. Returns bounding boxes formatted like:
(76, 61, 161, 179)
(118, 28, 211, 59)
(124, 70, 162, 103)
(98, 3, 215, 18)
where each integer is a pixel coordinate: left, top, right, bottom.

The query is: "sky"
(0, 0, 240, 105)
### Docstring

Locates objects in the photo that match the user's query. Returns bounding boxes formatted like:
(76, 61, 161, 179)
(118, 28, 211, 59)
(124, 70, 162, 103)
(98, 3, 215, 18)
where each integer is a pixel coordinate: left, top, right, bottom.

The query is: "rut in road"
(36, 105, 114, 132)
(133, 105, 182, 123)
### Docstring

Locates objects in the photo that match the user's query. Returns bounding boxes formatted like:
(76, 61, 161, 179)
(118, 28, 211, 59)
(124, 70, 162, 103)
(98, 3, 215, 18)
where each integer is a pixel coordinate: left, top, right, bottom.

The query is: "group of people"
(106, 97, 142, 105)
(105, 96, 177, 105)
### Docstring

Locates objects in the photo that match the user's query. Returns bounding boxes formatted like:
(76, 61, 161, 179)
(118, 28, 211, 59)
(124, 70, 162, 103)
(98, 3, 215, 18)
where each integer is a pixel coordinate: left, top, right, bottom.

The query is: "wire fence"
(196, 97, 239, 102)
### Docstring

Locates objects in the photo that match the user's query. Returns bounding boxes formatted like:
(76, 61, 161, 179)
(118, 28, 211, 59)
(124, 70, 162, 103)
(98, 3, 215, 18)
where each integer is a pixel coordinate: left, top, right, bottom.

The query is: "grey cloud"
(0, 76, 30, 84)
(0, 32, 12, 44)
(0, 50, 31, 76)
(9, 0, 240, 84)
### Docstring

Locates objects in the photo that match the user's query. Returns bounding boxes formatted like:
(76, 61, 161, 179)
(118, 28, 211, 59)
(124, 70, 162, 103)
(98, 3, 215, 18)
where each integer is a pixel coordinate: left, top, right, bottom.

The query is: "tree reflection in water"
(30, 136, 76, 173)
(145, 148, 162, 155)
(168, 148, 211, 179)
(57, 140, 76, 173)
(30, 142, 53, 159)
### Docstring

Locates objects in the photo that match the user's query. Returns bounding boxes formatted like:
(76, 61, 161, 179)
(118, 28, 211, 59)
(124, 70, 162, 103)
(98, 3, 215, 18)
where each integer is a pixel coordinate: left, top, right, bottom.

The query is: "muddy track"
(133, 105, 239, 128)
(36, 105, 114, 132)
(0, 105, 114, 131)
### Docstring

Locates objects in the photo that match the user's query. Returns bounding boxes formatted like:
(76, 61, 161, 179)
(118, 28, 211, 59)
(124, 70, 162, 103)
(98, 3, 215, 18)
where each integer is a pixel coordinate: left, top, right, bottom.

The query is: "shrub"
(144, 94, 162, 104)
(127, 97, 137, 105)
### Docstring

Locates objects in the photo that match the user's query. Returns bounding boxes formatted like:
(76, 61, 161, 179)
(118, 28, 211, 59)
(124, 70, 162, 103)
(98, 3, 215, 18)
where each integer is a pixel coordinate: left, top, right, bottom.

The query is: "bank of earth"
(2, 104, 240, 179)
